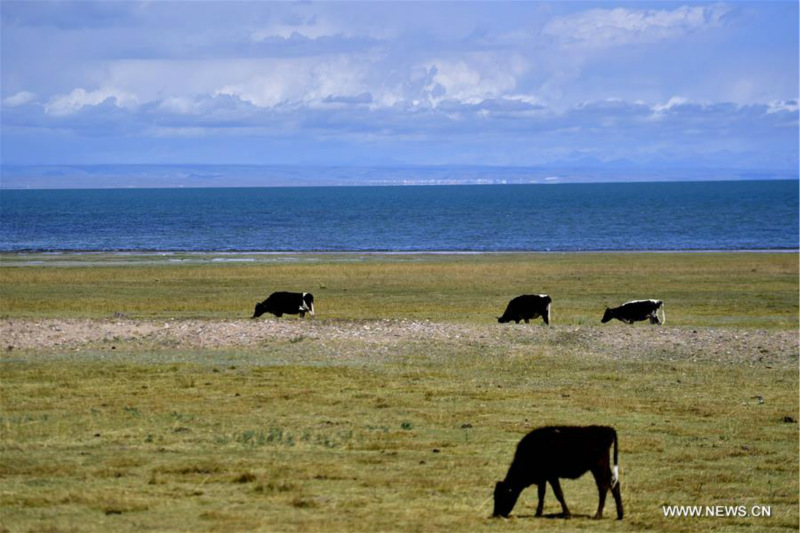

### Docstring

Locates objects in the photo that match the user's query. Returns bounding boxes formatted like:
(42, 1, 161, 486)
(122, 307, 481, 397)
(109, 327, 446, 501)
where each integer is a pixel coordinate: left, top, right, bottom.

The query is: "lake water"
(1, 181, 797, 252)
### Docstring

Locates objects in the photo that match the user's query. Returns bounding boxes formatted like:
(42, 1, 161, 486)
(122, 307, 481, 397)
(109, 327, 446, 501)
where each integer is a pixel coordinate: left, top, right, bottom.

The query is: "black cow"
(252, 292, 315, 319)
(493, 426, 623, 520)
(601, 299, 664, 325)
(498, 294, 551, 325)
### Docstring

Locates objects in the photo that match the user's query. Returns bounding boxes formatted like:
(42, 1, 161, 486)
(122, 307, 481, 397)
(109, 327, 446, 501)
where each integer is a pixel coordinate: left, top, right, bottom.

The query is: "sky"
(1, 1, 798, 175)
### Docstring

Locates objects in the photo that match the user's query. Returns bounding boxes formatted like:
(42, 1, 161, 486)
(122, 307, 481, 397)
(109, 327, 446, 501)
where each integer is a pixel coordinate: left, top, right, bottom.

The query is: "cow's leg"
(524, 318, 530, 324)
(275, 312, 283, 318)
(591, 466, 610, 519)
(549, 478, 570, 518)
(611, 478, 624, 519)
(650, 312, 661, 325)
(535, 482, 546, 517)
(299, 311, 306, 318)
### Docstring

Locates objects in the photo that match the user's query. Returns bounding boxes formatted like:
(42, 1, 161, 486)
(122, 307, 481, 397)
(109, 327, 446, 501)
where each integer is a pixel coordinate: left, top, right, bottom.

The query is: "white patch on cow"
(659, 302, 666, 325)
(623, 299, 657, 305)
(300, 292, 315, 316)
(611, 465, 619, 487)
(545, 302, 552, 324)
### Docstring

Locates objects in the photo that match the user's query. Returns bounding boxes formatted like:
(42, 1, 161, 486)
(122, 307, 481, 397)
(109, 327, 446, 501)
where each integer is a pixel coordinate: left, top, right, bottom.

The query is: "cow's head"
(601, 308, 614, 323)
(252, 302, 268, 318)
(493, 480, 521, 517)
(497, 316, 510, 324)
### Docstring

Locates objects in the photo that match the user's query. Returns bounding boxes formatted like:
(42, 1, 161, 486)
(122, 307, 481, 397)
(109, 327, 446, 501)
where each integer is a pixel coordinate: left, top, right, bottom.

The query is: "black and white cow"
(252, 292, 315, 319)
(493, 425, 623, 520)
(498, 295, 552, 325)
(601, 299, 664, 325)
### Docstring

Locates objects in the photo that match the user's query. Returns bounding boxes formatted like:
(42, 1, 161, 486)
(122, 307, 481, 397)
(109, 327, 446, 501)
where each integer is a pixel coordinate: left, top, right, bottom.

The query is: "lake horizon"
(1, 164, 795, 190)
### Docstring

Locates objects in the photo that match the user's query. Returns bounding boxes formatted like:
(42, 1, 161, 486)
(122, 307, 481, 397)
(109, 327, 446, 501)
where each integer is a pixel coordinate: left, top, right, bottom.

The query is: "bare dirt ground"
(2, 318, 796, 367)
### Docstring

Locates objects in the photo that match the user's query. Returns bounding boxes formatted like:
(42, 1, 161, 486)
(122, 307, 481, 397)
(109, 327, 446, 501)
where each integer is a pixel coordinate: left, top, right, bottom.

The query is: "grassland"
(0, 253, 798, 533)
(1, 252, 797, 328)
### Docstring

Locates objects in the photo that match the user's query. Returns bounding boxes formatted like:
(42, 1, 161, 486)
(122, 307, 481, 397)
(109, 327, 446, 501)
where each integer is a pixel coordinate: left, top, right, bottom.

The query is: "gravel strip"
(1, 318, 796, 367)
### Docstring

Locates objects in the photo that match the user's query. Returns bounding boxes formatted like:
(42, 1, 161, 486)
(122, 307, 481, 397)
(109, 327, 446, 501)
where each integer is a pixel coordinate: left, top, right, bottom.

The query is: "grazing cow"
(498, 295, 552, 325)
(493, 426, 623, 520)
(252, 292, 315, 319)
(601, 299, 665, 325)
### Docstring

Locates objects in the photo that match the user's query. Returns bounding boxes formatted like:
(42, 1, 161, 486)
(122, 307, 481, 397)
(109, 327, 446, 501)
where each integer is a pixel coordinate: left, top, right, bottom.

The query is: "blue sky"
(1, 1, 798, 172)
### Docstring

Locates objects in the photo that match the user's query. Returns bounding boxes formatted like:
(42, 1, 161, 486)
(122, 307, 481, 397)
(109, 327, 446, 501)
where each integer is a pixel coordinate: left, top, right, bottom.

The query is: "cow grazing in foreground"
(493, 425, 623, 520)
(601, 299, 664, 325)
(252, 292, 315, 319)
(498, 294, 552, 325)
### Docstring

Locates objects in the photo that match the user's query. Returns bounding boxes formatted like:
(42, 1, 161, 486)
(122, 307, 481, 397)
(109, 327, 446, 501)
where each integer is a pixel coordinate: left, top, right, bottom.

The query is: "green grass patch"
(1, 252, 797, 328)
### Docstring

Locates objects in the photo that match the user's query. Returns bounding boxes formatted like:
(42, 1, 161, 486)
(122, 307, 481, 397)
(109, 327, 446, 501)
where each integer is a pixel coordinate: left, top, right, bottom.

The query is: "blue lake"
(1, 181, 797, 252)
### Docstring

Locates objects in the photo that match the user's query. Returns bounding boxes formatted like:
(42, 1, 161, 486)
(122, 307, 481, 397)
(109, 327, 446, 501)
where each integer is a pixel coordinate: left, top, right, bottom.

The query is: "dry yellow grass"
(1, 252, 797, 328)
(0, 253, 797, 532)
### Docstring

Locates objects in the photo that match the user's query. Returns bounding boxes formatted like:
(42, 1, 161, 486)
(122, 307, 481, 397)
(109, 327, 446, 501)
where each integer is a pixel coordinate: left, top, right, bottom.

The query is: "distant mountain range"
(0, 164, 795, 189)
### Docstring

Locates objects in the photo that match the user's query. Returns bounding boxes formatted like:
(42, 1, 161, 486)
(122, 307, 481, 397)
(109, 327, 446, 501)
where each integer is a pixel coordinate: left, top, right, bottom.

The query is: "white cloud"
(767, 100, 799, 114)
(45, 87, 138, 116)
(421, 55, 527, 107)
(95, 58, 373, 110)
(104, 60, 242, 103)
(652, 96, 689, 116)
(543, 4, 730, 47)
(3, 91, 37, 107)
(214, 57, 369, 109)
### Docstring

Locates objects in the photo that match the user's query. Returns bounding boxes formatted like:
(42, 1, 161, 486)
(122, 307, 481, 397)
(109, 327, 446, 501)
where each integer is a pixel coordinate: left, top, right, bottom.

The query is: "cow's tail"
(611, 429, 620, 488)
(658, 301, 666, 325)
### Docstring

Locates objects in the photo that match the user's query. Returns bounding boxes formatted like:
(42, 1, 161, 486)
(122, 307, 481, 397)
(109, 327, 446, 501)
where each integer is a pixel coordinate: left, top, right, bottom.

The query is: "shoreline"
(1, 248, 797, 256)
(1, 249, 797, 268)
